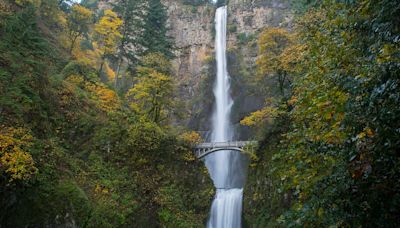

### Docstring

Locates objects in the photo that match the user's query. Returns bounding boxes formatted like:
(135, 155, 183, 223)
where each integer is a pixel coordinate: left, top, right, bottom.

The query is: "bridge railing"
(194, 141, 257, 149)
(193, 141, 258, 159)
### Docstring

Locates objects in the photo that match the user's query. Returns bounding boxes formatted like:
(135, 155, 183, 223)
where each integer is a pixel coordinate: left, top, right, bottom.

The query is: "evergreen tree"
(112, 0, 146, 87)
(140, 0, 173, 59)
(0, 6, 50, 123)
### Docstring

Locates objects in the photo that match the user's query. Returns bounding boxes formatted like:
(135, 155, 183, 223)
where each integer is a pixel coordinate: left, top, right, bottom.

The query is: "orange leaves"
(126, 69, 172, 111)
(104, 63, 116, 81)
(350, 127, 375, 180)
(256, 28, 305, 76)
(280, 43, 307, 74)
(85, 83, 121, 113)
(73, 41, 102, 67)
(177, 131, 202, 162)
(94, 9, 122, 77)
(94, 183, 110, 196)
(287, 96, 298, 106)
(65, 74, 121, 113)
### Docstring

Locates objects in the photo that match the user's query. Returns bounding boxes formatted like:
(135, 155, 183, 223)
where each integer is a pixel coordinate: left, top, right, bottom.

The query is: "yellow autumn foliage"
(105, 63, 116, 81)
(179, 131, 203, 145)
(85, 83, 121, 112)
(0, 127, 37, 182)
(73, 41, 102, 67)
(67, 4, 93, 53)
(126, 64, 174, 123)
(15, 0, 40, 7)
(240, 106, 282, 127)
(94, 9, 123, 55)
(256, 27, 294, 78)
(70, 4, 92, 22)
(65, 74, 121, 112)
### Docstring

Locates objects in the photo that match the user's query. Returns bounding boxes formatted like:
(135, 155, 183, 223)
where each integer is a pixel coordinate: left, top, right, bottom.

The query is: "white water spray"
(204, 6, 245, 228)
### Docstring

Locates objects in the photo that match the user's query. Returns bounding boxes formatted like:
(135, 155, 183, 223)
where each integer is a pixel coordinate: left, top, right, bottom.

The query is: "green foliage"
(290, 0, 321, 13)
(237, 32, 256, 46)
(126, 53, 174, 124)
(156, 184, 206, 227)
(0, 5, 52, 127)
(66, 4, 93, 53)
(112, 0, 146, 71)
(228, 24, 237, 33)
(245, 0, 400, 227)
(0, 2, 212, 227)
(141, 0, 174, 59)
(180, 0, 208, 6)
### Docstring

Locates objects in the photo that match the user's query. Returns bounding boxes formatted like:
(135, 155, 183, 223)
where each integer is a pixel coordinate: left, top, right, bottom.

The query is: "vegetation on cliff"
(243, 0, 400, 227)
(0, 0, 213, 227)
(1, 0, 399, 227)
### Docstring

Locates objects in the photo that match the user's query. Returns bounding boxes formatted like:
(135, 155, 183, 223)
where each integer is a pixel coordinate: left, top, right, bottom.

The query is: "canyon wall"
(164, 0, 292, 137)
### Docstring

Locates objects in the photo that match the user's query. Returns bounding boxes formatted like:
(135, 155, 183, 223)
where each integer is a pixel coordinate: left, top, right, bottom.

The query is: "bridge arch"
(193, 141, 257, 159)
(196, 147, 244, 159)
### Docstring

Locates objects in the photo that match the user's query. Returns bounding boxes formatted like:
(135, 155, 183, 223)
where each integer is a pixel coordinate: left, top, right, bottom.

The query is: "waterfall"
(204, 6, 246, 228)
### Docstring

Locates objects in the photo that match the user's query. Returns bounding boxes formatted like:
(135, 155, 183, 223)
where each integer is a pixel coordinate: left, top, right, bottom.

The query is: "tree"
(140, 0, 173, 59)
(256, 28, 297, 96)
(94, 9, 122, 77)
(66, 4, 93, 54)
(125, 53, 174, 124)
(140, 52, 172, 75)
(245, 1, 400, 226)
(112, 0, 146, 88)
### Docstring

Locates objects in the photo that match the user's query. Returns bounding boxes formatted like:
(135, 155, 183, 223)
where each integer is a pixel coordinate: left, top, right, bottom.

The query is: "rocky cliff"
(164, 0, 292, 137)
(162, 1, 215, 133)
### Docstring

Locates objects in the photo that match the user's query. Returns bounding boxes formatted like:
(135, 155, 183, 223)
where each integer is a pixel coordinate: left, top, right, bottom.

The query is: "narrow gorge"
(1, 0, 399, 227)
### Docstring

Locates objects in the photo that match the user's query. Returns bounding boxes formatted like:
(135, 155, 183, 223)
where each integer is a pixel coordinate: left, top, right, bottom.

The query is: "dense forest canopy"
(0, 0, 399, 227)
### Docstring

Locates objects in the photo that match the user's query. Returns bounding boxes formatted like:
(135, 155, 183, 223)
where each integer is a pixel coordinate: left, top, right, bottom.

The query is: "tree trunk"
(115, 58, 123, 89)
(69, 33, 80, 55)
(98, 57, 105, 78)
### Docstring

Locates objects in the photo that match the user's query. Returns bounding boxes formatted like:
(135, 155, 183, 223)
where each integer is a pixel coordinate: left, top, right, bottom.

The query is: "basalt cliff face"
(162, 1, 214, 95)
(227, 0, 292, 45)
(164, 0, 292, 137)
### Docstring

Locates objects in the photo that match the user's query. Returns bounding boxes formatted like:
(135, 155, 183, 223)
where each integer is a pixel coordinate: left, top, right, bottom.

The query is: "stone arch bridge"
(193, 141, 258, 159)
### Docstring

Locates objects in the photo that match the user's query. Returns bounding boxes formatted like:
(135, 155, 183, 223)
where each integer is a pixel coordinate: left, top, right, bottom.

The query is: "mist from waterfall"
(204, 6, 247, 228)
